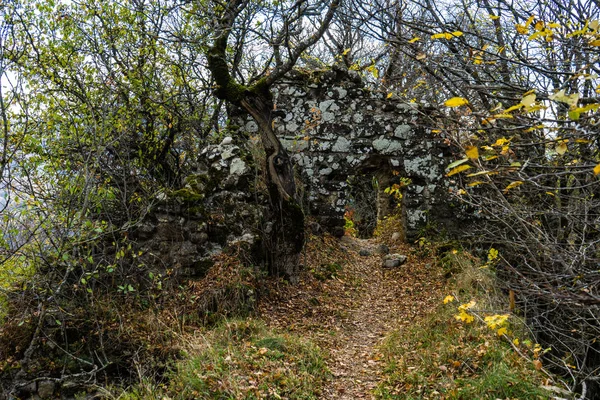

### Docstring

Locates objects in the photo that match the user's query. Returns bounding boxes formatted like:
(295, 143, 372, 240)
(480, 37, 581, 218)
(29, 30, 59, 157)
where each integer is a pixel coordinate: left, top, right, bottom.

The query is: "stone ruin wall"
(242, 69, 458, 240)
(130, 69, 463, 283)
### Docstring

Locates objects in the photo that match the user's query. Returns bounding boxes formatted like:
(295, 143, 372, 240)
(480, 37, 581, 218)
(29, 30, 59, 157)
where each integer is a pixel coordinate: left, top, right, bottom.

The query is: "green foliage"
(375, 304, 551, 399)
(343, 210, 357, 237)
(311, 262, 342, 281)
(383, 177, 412, 203)
(116, 319, 329, 399)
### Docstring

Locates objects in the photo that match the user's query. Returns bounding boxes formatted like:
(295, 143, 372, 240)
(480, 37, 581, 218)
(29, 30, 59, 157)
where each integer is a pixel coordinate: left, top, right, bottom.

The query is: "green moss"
(170, 188, 204, 203)
(184, 173, 209, 193)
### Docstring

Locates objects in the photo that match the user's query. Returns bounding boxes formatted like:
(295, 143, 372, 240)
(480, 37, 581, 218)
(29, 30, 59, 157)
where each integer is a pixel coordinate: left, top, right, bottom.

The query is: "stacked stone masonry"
(242, 69, 456, 239)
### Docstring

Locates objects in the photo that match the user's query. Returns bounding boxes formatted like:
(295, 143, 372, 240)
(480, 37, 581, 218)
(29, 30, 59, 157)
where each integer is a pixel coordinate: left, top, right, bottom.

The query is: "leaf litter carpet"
(258, 235, 444, 399)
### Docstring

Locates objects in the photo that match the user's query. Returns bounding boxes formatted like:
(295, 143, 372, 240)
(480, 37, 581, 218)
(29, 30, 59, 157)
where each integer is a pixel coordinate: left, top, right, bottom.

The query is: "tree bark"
(239, 90, 304, 280)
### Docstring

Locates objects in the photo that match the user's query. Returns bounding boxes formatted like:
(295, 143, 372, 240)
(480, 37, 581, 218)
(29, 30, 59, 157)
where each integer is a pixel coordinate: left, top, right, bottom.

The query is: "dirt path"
(258, 235, 444, 399)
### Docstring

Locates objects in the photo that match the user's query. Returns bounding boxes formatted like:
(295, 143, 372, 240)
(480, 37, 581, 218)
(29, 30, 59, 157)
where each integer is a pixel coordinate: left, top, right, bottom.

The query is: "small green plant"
(311, 262, 342, 281)
(344, 208, 357, 237)
(384, 177, 412, 204)
(411, 236, 432, 258)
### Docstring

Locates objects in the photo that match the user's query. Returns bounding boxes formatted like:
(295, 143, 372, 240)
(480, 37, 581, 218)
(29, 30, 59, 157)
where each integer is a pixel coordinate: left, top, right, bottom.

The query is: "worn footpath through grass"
(258, 234, 445, 399)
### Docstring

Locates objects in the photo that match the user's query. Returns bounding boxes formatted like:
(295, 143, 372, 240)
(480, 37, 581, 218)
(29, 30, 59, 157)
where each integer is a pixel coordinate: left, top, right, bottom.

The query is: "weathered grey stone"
(391, 232, 402, 241)
(374, 244, 390, 255)
(220, 145, 239, 160)
(359, 249, 371, 256)
(37, 380, 55, 399)
(332, 137, 351, 153)
(335, 87, 347, 99)
(394, 124, 413, 139)
(229, 158, 248, 176)
(383, 253, 407, 268)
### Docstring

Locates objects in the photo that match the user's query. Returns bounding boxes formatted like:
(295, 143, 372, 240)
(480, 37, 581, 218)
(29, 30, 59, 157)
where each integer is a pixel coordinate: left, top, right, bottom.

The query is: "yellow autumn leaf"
(459, 300, 476, 310)
(526, 104, 548, 112)
(446, 164, 472, 177)
(445, 97, 469, 107)
(484, 313, 508, 329)
(504, 181, 524, 192)
(455, 311, 474, 323)
(556, 141, 568, 155)
(408, 37, 420, 43)
(590, 39, 600, 46)
(386, 92, 393, 99)
(515, 24, 528, 34)
(573, 104, 600, 113)
(534, 20, 545, 31)
(443, 295, 455, 304)
(468, 181, 486, 187)
(489, 14, 500, 20)
(549, 89, 579, 107)
(594, 164, 600, 175)
(492, 113, 514, 119)
(525, 15, 535, 27)
(465, 145, 479, 160)
(504, 103, 523, 113)
(497, 327, 508, 336)
(513, 338, 520, 346)
(431, 31, 462, 40)
(467, 170, 498, 177)
(342, 48, 351, 55)
(521, 93, 536, 108)
(525, 124, 545, 132)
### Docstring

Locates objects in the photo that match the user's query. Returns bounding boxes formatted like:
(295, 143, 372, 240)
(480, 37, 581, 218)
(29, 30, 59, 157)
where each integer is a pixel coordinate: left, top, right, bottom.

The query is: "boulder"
(383, 253, 407, 268)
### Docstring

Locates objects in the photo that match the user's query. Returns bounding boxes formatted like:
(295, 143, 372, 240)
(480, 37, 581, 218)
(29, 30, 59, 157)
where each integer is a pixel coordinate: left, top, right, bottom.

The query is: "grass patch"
(375, 247, 552, 400)
(116, 319, 329, 399)
(374, 305, 551, 400)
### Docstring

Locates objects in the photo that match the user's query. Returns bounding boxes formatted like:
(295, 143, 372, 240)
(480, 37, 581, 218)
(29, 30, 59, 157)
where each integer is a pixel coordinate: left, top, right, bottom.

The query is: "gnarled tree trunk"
(240, 90, 304, 279)
(205, 0, 339, 280)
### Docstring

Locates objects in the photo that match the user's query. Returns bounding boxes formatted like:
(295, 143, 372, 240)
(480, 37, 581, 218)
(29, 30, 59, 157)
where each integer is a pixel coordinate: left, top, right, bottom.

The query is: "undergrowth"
(375, 247, 554, 400)
(114, 319, 329, 399)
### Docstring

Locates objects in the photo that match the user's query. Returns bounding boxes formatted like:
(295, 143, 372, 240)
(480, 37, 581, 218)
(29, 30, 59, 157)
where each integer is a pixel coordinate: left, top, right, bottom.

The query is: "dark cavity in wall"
(346, 174, 378, 238)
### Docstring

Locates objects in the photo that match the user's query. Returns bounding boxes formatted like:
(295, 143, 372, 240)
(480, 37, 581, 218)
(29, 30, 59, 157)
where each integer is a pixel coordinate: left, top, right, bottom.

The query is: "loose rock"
(37, 380, 55, 399)
(383, 253, 407, 268)
(374, 244, 390, 255)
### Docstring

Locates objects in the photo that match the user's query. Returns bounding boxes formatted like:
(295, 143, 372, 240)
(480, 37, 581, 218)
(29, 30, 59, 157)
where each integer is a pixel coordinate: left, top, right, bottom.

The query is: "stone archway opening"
(346, 174, 378, 238)
(344, 156, 407, 240)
